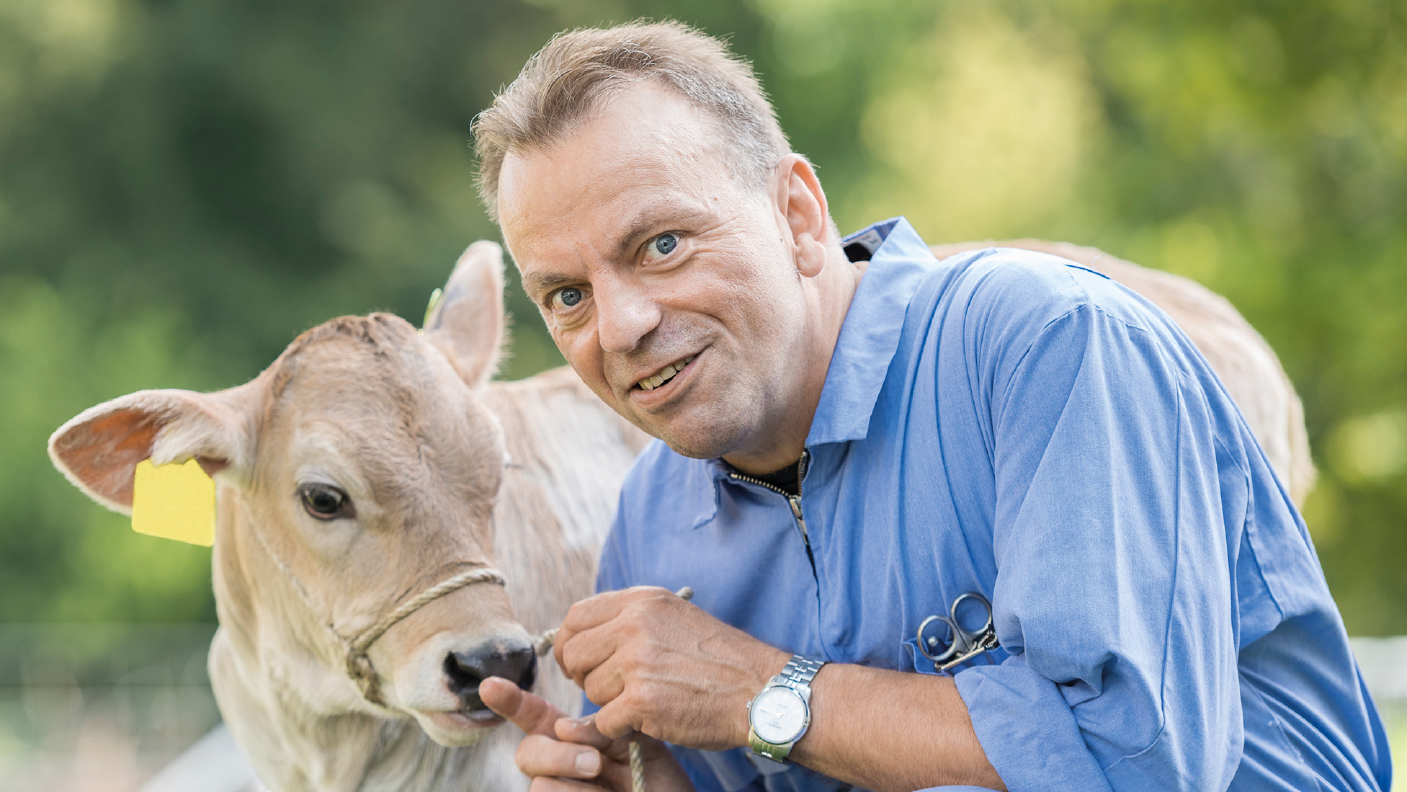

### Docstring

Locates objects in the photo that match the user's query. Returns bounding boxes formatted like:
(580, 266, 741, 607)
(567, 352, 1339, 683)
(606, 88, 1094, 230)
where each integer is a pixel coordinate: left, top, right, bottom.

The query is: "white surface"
(137, 725, 262, 792)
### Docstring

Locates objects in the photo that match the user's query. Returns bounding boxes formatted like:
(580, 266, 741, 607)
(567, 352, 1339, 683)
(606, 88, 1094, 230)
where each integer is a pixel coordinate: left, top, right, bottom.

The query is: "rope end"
(534, 627, 559, 656)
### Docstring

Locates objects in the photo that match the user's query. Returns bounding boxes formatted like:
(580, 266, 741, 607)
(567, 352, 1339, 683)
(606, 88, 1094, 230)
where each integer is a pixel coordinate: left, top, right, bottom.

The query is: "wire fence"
(0, 625, 1401, 792)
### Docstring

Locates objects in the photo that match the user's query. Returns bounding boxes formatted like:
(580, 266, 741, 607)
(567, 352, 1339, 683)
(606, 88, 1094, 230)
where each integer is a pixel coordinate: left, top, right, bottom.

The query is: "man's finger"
(517, 733, 607, 780)
(559, 588, 632, 629)
(546, 718, 640, 792)
(558, 620, 629, 691)
(554, 714, 616, 752)
(481, 676, 567, 736)
(579, 654, 628, 708)
(553, 589, 634, 668)
(558, 585, 683, 640)
(556, 586, 679, 680)
(591, 698, 639, 742)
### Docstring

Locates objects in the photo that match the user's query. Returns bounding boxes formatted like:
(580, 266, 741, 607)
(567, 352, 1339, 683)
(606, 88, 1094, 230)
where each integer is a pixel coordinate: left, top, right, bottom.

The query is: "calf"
(50, 242, 648, 791)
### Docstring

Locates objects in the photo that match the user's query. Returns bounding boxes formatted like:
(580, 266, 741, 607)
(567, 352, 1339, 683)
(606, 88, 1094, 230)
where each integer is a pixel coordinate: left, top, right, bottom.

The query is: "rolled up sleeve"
(958, 301, 1242, 792)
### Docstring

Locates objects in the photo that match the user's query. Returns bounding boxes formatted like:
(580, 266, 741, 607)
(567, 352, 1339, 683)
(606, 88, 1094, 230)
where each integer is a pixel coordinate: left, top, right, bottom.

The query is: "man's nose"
(593, 277, 661, 354)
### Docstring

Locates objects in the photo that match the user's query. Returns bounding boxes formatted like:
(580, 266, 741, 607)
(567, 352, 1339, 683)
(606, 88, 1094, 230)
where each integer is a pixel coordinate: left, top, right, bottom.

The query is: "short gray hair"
(472, 20, 790, 222)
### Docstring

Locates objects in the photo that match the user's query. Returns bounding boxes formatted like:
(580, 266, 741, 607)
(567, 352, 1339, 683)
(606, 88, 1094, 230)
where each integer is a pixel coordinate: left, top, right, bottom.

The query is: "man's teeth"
(638, 356, 696, 391)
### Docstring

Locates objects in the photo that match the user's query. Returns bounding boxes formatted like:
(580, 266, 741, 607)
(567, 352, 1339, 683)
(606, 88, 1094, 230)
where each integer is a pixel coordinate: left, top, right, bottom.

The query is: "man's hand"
(553, 586, 789, 749)
(491, 587, 1004, 792)
(480, 676, 694, 792)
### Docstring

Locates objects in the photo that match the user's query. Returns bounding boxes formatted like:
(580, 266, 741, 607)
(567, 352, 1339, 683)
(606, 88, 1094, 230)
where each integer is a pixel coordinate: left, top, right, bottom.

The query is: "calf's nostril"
(444, 645, 538, 707)
(444, 652, 484, 698)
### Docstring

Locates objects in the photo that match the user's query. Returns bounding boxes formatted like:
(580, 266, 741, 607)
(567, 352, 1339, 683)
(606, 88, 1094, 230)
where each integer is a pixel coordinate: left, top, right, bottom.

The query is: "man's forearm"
(789, 663, 1006, 792)
(552, 588, 1005, 792)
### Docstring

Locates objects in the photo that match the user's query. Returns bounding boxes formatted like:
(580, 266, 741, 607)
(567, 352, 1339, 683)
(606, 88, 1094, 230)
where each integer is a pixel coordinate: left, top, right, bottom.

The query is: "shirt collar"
(805, 216, 937, 447)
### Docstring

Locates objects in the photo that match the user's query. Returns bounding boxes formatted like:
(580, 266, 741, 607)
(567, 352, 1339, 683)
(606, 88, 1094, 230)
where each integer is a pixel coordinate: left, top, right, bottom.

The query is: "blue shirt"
(595, 218, 1392, 792)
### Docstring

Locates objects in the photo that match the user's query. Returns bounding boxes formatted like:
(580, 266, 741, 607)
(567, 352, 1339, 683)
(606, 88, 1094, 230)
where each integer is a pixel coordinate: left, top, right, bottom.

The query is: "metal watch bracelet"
(776, 656, 825, 690)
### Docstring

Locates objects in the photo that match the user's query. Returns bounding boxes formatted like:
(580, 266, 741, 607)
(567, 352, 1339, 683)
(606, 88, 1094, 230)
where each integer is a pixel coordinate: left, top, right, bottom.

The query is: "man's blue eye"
(653, 234, 678, 255)
(559, 288, 582, 307)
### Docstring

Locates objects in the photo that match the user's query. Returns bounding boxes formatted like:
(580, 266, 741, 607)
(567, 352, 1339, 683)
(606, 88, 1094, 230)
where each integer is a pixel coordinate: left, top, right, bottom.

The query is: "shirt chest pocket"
(901, 592, 1010, 675)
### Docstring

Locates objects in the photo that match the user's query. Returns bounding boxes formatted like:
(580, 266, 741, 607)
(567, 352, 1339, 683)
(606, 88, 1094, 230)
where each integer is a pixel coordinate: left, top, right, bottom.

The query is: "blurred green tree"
(1, 0, 1403, 633)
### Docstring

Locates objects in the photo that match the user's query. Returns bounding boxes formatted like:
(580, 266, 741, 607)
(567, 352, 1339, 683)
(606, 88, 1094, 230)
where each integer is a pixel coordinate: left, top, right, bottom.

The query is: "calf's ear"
(48, 388, 251, 516)
(423, 240, 506, 389)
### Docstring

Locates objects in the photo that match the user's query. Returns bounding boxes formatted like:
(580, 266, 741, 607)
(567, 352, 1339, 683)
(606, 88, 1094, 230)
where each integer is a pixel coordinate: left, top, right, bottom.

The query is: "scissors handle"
(915, 592, 1000, 671)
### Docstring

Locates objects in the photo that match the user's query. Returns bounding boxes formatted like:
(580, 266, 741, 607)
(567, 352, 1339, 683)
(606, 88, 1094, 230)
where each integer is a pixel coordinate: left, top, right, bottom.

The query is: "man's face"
(497, 83, 810, 462)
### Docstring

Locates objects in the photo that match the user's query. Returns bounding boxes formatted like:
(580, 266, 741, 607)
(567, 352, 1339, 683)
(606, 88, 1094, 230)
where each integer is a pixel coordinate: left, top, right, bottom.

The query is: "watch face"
(749, 686, 808, 744)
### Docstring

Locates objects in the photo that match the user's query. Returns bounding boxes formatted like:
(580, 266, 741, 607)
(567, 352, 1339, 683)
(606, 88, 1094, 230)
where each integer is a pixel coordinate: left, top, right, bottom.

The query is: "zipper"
(728, 451, 815, 575)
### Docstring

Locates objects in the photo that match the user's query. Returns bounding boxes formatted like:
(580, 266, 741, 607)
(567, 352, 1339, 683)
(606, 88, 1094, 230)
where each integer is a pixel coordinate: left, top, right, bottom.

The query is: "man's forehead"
(497, 84, 737, 258)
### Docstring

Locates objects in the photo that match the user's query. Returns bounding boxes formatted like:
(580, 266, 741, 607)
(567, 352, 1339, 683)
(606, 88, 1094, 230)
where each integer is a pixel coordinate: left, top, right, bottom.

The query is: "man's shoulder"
(935, 246, 1105, 317)
(920, 246, 1168, 353)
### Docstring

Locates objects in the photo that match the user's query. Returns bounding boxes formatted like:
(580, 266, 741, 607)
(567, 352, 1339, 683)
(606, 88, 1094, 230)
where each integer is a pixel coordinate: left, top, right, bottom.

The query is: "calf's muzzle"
(445, 642, 538, 710)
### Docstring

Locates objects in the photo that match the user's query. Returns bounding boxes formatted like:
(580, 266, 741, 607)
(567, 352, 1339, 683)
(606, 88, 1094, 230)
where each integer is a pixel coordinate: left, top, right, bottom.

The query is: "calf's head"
(48, 242, 532, 746)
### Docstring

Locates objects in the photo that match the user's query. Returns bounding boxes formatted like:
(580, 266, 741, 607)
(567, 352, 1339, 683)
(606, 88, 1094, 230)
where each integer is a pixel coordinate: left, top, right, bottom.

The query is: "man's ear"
(423, 240, 506, 389)
(48, 387, 252, 516)
(774, 154, 830, 278)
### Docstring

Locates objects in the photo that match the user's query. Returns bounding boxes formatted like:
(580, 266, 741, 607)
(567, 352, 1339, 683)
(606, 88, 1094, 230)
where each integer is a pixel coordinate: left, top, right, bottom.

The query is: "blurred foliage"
(0, 0, 1404, 633)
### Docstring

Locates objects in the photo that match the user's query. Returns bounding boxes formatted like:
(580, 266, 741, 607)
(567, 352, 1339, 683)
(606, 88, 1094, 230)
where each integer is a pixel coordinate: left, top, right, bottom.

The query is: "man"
(474, 21, 1392, 792)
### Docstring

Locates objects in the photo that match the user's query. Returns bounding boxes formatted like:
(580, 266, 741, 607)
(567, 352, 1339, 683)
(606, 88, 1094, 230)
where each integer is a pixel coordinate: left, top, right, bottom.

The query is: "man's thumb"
(480, 676, 565, 736)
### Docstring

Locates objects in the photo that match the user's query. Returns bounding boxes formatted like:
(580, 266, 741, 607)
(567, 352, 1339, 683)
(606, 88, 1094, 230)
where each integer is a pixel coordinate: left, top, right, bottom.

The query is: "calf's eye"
(298, 483, 352, 520)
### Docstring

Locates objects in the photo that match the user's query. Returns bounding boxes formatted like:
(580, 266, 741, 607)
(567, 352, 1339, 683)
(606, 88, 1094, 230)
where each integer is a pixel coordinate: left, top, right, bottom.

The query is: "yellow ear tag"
(131, 459, 216, 547)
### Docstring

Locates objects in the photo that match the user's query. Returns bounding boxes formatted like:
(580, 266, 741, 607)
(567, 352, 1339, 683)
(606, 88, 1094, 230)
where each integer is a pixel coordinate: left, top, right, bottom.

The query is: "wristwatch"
(746, 655, 826, 762)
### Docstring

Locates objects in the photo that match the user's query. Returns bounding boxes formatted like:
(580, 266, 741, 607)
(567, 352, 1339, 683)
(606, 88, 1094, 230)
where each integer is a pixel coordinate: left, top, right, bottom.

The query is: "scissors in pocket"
(915, 592, 1001, 673)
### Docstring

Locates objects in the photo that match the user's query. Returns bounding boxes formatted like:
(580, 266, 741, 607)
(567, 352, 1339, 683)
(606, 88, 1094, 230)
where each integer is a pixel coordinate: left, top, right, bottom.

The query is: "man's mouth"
(636, 355, 696, 391)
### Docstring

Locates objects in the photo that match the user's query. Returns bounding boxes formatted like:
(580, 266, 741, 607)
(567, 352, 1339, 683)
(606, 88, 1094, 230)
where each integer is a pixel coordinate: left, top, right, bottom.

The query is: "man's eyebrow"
(613, 202, 708, 260)
(522, 271, 575, 299)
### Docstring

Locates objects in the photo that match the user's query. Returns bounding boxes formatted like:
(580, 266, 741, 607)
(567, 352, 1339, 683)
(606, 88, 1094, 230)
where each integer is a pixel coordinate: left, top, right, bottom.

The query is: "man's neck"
(723, 243, 868, 476)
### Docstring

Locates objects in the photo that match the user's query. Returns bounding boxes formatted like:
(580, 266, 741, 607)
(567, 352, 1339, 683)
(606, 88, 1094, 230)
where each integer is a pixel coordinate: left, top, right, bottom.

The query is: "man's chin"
(645, 415, 752, 461)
